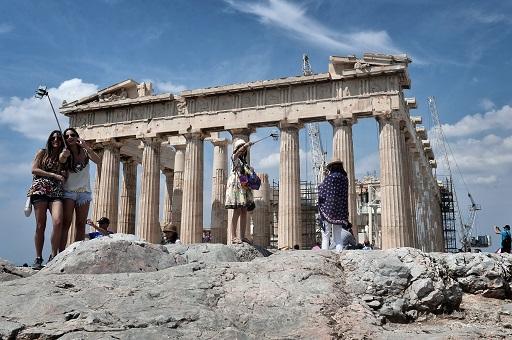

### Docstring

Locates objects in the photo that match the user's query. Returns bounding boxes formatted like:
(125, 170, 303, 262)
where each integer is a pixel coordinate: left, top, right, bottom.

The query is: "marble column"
(331, 118, 357, 234)
(91, 149, 104, 224)
(227, 128, 252, 243)
(97, 140, 121, 232)
(136, 138, 161, 243)
(278, 123, 302, 249)
(210, 139, 228, 244)
(252, 173, 270, 247)
(162, 168, 174, 227)
(378, 116, 409, 249)
(180, 132, 204, 244)
(399, 133, 414, 248)
(171, 145, 186, 235)
(408, 148, 422, 249)
(118, 156, 137, 235)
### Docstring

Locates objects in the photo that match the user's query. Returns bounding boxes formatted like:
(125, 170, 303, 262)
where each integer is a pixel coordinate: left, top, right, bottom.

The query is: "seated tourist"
(85, 217, 113, 239)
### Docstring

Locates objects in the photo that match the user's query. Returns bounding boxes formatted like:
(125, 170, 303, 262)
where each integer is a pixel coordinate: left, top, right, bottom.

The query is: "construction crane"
(302, 54, 326, 187)
(427, 96, 482, 252)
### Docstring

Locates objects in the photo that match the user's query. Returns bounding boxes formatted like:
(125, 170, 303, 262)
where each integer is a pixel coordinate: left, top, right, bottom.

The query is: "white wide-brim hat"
(233, 139, 246, 152)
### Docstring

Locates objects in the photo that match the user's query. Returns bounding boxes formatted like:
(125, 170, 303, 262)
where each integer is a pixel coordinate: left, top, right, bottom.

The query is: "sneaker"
(47, 254, 54, 264)
(32, 257, 44, 270)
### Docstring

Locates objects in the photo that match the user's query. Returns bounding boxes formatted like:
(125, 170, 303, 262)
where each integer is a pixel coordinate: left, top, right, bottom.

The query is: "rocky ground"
(1, 234, 511, 339)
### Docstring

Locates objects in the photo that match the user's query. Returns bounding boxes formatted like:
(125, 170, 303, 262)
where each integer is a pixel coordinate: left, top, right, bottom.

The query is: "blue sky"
(1, 0, 511, 263)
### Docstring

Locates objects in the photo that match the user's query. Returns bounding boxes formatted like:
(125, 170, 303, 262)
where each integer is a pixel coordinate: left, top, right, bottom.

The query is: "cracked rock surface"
(1, 239, 511, 339)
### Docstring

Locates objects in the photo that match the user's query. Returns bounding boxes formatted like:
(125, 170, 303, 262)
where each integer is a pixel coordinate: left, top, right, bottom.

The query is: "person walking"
(318, 159, 351, 251)
(27, 130, 67, 269)
(225, 139, 255, 244)
(59, 128, 100, 249)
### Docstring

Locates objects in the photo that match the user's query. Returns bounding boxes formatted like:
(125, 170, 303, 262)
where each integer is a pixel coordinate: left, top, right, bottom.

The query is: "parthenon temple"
(61, 53, 444, 252)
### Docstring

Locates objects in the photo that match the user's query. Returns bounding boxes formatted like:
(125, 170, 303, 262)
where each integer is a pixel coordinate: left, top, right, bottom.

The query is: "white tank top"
(64, 162, 91, 192)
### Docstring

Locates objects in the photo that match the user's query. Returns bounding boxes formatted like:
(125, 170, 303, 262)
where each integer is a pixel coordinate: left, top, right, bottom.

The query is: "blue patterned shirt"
(318, 171, 349, 225)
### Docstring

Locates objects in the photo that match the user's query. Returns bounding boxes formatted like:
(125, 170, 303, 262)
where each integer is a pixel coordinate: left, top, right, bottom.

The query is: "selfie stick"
(251, 130, 280, 145)
(35, 85, 67, 145)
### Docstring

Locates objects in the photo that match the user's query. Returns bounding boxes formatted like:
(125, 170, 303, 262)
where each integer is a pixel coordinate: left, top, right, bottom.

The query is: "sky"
(1, 0, 511, 264)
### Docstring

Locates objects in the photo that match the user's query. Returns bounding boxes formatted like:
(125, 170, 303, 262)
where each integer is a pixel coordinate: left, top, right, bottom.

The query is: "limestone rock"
(2, 241, 512, 339)
(0, 259, 35, 282)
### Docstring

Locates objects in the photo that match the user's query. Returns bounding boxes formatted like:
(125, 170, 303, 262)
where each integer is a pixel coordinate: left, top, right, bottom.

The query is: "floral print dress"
(225, 155, 254, 210)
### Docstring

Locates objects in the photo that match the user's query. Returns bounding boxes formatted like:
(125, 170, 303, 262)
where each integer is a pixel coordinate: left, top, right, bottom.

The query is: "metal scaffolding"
(269, 180, 320, 249)
(439, 177, 458, 252)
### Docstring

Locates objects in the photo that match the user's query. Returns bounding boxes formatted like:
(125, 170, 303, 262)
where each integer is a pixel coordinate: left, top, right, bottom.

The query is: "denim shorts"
(63, 191, 92, 206)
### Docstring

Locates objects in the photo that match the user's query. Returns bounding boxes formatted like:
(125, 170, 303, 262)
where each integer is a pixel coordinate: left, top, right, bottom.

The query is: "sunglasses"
(51, 135, 62, 140)
(65, 133, 78, 139)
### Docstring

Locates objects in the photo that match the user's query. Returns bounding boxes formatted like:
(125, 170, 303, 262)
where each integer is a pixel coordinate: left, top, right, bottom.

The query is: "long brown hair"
(40, 130, 64, 169)
(63, 127, 83, 172)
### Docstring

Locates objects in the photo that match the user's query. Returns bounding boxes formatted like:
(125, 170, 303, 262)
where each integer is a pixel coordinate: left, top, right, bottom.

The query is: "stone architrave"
(97, 140, 121, 232)
(171, 144, 186, 234)
(227, 128, 252, 243)
(210, 139, 228, 244)
(137, 138, 161, 243)
(331, 118, 357, 233)
(252, 173, 270, 247)
(278, 122, 302, 249)
(162, 168, 174, 227)
(378, 116, 410, 249)
(180, 132, 204, 244)
(118, 156, 137, 235)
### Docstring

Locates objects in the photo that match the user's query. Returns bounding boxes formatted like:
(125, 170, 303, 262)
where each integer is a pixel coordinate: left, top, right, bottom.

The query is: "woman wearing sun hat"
(225, 139, 255, 244)
(318, 158, 355, 251)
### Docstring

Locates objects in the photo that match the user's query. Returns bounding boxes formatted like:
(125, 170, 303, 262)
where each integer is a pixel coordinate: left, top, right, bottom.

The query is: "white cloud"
(356, 152, 380, 178)
(257, 151, 280, 169)
(0, 162, 32, 183)
(154, 81, 187, 94)
(442, 105, 512, 138)
(0, 23, 13, 34)
(463, 9, 512, 25)
(225, 0, 400, 54)
(0, 79, 98, 141)
(480, 98, 495, 111)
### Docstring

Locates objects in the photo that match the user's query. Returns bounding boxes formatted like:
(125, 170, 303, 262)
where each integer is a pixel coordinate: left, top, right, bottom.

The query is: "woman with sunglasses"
(27, 130, 67, 269)
(59, 128, 100, 248)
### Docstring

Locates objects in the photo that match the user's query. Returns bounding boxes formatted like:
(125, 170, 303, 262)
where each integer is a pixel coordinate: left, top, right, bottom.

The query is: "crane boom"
(302, 54, 326, 187)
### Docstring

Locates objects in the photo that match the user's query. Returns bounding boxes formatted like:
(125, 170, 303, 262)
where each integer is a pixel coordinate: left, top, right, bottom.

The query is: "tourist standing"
(318, 159, 350, 251)
(495, 225, 511, 253)
(27, 130, 67, 269)
(225, 139, 255, 244)
(59, 128, 100, 248)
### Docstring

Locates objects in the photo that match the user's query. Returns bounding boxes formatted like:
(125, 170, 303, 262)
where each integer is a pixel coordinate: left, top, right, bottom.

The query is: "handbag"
(24, 197, 32, 217)
(243, 164, 261, 190)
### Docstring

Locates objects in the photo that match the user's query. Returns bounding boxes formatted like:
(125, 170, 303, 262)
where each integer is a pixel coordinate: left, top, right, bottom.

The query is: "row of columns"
(89, 113, 443, 251)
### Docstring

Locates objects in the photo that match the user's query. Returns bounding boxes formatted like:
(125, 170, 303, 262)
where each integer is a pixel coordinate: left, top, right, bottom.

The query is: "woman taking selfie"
(60, 128, 100, 248)
(27, 130, 67, 269)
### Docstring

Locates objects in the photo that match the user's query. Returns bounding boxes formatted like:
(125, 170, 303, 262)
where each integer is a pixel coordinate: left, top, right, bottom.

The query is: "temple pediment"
(62, 80, 154, 108)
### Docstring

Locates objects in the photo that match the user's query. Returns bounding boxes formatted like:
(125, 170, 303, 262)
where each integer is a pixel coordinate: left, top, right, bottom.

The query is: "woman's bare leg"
(73, 201, 90, 242)
(60, 198, 75, 251)
(33, 201, 48, 258)
(239, 208, 247, 240)
(49, 200, 64, 257)
(230, 209, 240, 241)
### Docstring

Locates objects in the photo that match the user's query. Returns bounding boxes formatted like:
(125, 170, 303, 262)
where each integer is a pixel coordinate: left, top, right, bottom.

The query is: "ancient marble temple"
(60, 53, 444, 252)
